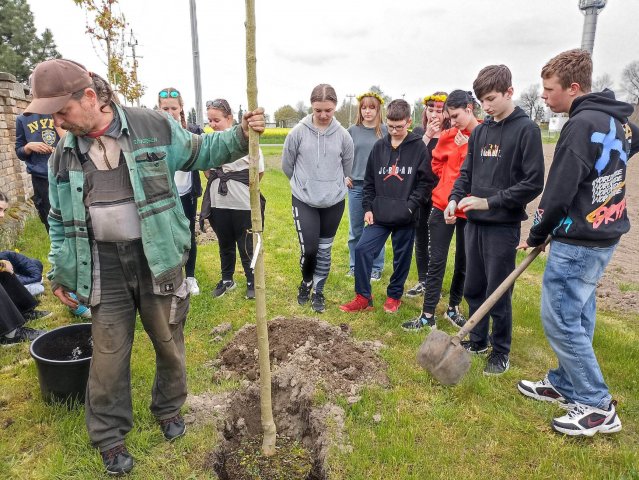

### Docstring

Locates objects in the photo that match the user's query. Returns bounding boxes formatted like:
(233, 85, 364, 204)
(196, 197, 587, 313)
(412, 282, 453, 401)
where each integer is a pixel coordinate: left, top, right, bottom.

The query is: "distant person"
(15, 112, 64, 232)
(517, 49, 639, 436)
(0, 192, 49, 345)
(405, 91, 448, 298)
(158, 87, 203, 296)
(340, 99, 434, 314)
(445, 65, 544, 375)
(403, 90, 479, 331)
(25, 58, 264, 475)
(346, 92, 387, 281)
(199, 98, 266, 299)
(0, 193, 90, 318)
(282, 84, 353, 313)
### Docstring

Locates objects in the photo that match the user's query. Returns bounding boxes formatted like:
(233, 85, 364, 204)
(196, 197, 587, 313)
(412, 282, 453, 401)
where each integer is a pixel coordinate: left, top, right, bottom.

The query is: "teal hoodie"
(281, 114, 353, 208)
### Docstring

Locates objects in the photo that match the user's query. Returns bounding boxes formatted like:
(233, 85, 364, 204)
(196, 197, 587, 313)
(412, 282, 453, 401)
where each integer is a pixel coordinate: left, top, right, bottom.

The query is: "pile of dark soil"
(194, 317, 388, 479)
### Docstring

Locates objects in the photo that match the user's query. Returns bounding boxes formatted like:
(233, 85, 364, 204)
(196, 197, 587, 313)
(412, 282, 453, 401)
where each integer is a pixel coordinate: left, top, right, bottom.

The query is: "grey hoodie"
(282, 114, 354, 208)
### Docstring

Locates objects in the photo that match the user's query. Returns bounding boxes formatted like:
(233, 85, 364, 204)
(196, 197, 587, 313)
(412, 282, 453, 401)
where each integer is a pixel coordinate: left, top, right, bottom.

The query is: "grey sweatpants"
(85, 240, 190, 451)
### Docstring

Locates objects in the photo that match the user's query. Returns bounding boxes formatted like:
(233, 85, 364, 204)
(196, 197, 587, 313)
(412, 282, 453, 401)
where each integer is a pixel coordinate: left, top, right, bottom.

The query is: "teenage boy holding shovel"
(517, 49, 639, 437)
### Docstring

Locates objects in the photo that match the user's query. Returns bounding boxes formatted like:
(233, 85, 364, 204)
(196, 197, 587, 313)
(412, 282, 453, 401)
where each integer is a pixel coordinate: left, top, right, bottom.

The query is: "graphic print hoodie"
(449, 106, 544, 224)
(15, 113, 60, 179)
(282, 114, 353, 208)
(527, 90, 639, 248)
(362, 131, 435, 227)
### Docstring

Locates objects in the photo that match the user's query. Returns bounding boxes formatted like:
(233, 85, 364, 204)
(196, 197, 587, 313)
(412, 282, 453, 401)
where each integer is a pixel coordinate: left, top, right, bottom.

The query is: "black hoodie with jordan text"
(449, 106, 545, 225)
(362, 131, 435, 227)
(527, 90, 639, 248)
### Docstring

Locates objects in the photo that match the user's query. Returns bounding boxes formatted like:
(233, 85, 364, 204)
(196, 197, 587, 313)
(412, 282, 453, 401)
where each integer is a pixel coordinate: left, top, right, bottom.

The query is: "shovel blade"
(417, 330, 471, 385)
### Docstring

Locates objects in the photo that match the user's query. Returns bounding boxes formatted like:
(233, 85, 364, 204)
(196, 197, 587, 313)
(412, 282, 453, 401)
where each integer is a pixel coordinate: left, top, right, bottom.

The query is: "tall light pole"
(189, 0, 204, 125)
(578, 0, 608, 54)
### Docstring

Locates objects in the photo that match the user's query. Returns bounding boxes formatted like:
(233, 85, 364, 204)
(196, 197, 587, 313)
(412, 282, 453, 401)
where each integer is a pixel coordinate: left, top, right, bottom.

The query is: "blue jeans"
(542, 240, 617, 410)
(355, 224, 414, 300)
(348, 183, 384, 273)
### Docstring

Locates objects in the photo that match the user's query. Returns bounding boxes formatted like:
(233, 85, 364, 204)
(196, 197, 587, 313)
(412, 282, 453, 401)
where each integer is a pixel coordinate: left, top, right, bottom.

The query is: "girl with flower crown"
(346, 92, 388, 281)
(402, 90, 480, 332)
(405, 91, 449, 297)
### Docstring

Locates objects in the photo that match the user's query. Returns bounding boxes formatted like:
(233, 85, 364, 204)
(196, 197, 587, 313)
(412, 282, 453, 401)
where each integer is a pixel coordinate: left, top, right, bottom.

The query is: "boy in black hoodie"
(445, 65, 544, 375)
(517, 50, 639, 437)
(340, 100, 434, 313)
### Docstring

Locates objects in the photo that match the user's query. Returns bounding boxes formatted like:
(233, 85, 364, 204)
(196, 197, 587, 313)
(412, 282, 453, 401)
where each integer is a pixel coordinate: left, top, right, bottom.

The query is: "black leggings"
(414, 199, 432, 282)
(210, 208, 254, 283)
(180, 194, 197, 278)
(422, 207, 467, 314)
(292, 196, 345, 294)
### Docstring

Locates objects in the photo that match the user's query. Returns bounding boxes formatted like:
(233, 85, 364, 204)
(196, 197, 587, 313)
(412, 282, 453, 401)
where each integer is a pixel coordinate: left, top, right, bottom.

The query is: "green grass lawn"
(1, 155, 637, 479)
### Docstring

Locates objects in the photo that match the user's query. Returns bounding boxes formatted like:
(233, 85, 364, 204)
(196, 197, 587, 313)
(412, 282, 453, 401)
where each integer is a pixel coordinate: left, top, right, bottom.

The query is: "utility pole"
(127, 29, 141, 107)
(189, 0, 204, 125)
(345, 94, 355, 127)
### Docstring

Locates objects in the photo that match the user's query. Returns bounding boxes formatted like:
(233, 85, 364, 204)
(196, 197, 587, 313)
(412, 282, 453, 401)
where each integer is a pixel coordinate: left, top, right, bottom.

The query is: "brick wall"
(0, 72, 32, 202)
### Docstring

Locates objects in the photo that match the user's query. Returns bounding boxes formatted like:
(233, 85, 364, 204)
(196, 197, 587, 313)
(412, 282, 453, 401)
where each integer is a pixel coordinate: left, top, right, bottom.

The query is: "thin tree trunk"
(245, 0, 276, 456)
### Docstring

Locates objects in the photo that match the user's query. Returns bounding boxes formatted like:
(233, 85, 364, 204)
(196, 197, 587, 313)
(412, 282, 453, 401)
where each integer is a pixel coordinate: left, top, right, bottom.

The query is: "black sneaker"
(1, 326, 46, 346)
(311, 292, 326, 313)
(460, 340, 488, 354)
(484, 351, 510, 375)
(23, 310, 53, 322)
(213, 280, 236, 298)
(246, 282, 255, 300)
(101, 444, 135, 475)
(405, 281, 426, 297)
(401, 313, 436, 332)
(297, 280, 312, 305)
(445, 305, 467, 329)
(159, 414, 186, 441)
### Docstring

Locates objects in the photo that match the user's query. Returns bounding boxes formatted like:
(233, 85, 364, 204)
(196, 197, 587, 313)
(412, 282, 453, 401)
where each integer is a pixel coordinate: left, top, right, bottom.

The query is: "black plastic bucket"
(29, 323, 93, 406)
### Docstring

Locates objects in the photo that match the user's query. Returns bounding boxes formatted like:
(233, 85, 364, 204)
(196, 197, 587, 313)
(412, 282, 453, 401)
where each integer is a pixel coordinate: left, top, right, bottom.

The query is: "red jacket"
(430, 126, 476, 217)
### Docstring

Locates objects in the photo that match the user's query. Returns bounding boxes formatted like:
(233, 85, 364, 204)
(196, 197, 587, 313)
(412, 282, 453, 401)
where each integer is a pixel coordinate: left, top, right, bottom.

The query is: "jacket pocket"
(372, 196, 413, 226)
(137, 152, 173, 203)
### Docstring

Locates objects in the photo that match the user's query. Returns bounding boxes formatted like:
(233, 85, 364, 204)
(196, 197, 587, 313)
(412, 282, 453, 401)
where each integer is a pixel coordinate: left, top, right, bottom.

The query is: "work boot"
(101, 444, 134, 475)
(159, 414, 186, 441)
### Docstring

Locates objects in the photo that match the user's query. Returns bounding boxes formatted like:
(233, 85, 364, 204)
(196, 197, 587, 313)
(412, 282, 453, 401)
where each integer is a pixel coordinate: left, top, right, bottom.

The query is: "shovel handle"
(455, 238, 550, 340)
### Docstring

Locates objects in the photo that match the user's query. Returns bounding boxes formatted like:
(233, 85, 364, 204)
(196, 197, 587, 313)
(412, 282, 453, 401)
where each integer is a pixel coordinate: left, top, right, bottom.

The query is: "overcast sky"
(27, 0, 639, 123)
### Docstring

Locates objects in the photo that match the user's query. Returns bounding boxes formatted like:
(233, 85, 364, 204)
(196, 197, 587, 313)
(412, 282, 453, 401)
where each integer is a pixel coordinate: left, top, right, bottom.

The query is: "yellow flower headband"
(423, 94, 447, 105)
(357, 91, 385, 105)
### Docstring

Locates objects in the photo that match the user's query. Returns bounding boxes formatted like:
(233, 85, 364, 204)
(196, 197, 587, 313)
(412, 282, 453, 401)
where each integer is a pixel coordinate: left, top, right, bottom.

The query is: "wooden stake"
(245, 0, 276, 456)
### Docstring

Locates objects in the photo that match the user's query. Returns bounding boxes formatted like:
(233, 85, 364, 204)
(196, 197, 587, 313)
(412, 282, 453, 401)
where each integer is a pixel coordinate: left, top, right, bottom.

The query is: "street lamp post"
(189, 0, 204, 125)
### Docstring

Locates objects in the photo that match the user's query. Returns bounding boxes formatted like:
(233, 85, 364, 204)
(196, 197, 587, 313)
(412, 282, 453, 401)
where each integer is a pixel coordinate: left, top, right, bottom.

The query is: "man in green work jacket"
(24, 58, 264, 475)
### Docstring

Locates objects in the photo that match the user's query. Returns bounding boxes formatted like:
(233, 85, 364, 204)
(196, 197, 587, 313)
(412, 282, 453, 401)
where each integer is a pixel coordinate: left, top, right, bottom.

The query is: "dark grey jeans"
(85, 240, 189, 451)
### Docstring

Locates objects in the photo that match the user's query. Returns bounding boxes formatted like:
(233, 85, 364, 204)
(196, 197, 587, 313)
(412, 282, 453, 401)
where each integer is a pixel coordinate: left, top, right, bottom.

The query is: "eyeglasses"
(387, 122, 408, 132)
(159, 90, 180, 98)
(206, 99, 231, 114)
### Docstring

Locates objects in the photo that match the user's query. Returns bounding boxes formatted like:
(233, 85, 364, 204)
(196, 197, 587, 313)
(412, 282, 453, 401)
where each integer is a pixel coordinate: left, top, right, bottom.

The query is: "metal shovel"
(417, 242, 547, 385)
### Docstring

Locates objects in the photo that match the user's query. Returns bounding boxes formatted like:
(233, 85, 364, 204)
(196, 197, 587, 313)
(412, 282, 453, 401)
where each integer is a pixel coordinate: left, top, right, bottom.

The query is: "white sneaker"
(518, 376, 573, 409)
(186, 277, 200, 296)
(552, 400, 622, 436)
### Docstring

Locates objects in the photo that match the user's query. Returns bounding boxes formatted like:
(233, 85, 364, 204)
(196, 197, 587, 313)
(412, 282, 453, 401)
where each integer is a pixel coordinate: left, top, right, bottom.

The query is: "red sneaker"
(383, 297, 401, 313)
(339, 294, 373, 312)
